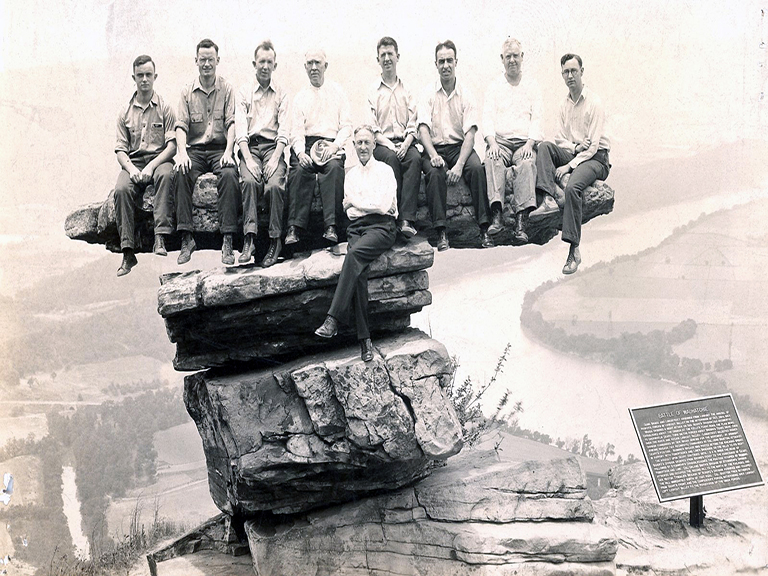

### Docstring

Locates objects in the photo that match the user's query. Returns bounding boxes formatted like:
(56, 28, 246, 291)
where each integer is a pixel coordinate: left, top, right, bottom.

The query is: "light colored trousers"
(485, 136, 537, 213)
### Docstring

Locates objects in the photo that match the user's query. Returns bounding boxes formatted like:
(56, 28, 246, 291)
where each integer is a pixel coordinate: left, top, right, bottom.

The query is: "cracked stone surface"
(158, 237, 434, 370)
(184, 329, 463, 516)
(244, 449, 617, 575)
(65, 172, 615, 252)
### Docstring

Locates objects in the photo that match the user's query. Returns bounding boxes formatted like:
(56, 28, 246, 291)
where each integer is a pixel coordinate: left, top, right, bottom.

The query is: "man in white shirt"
(367, 36, 420, 238)
(418, 40, 492, 251)
(483, 38, 542, 243)
(235, 40, 289, 267)
(286, 49, 352, 246)
(535, 53, 611, 274)
(315, 126, 398, 362)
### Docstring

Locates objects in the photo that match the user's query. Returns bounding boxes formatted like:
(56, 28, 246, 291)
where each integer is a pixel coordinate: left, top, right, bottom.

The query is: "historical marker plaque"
(630, 394, 763, 502)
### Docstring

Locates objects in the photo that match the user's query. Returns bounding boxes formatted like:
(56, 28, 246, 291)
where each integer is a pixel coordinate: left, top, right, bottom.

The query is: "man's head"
(434, 40, 457, 83)
(500, 38, 523, 79)
(195, 38, 220, 80)
(353, 125, 375, 165)
(304, 49, 328, 87)
(560, 53, 584, 92)
(377, 37, 399, 76)
(253, 40, 277, 87)
(132, 55, 157, 94)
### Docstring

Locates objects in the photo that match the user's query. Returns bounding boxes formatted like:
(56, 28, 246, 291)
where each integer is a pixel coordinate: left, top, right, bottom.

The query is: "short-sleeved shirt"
(175, 75, 236, 148)
(235, 79, 289, 146)
(417, 80, 478, 146)
(115, 91, 175, 158)
(367, 78, 417, 141)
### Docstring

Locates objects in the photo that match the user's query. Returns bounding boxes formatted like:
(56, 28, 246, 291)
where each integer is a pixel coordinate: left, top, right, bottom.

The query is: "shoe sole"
(487, 226, 503, 236)
(400, 227, 417, 238)
(314, 329, 337, 339)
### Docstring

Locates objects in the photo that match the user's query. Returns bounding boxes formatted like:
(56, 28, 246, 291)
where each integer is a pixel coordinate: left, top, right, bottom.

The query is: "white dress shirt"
(367, 77, 417, 141)
(555, 86, 611, 169)
(343, 158, 398, 221)
(290, 79, 352, 155)
(482, 74, 543, 142)
(417, 80, 478, 145)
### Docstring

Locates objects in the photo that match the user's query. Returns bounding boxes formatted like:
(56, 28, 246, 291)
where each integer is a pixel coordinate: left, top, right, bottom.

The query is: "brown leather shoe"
(323, 225, 338, 244)
(239, 233, 256, 263)
(436, 228, 450, 252)
(177, 233, 196, 265)
(221, 234, 235, 265)
(487, 207, 504, 235)
(117, 250, 138, 277)
(314, 315, 338, 338)
(153, 234, 167, 256)
(360, 338, 374, 362)
(285, 225, 299, 245)
(261, 238, 282, 268)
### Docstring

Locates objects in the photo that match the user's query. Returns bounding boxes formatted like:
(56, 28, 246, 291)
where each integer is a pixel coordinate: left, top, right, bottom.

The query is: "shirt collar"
(130, 91, 159, 110)
(193, 75, 220, 95)
(379, 77, 401, 91)
(254, 79, 276, 94)
(434, 79, 461, 99)
(567, 85, 589, 105)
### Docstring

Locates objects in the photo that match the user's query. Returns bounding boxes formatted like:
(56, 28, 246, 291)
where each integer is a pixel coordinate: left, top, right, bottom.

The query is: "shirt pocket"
(150, 122, 165, 146)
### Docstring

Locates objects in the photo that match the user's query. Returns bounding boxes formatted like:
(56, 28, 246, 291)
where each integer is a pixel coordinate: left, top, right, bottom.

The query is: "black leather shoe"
(177, 233, 196, 265)
(513, 212, 528, 243)
(117, 250, 138, 277)
(481, 230, 494, 249)
(239, 233, 256, 263)
(261, 238, 282, 268)
(323, 225, 338, 244)
(436, 228, 450, 252)
(285, 226, 299, 245)
(314, 315, 338, 338)
(360, 338, 374, 362)
(221, 234, 235, 265)
(399, 220, 417, 238)
(153, 234, 167, 256)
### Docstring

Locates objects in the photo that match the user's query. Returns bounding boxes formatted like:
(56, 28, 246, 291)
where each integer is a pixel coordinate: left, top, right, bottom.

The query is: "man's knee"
(218, 166, 239, 187)
(515, 157, 535, 175)
(537, 141, 557, 158)
(115, 179, 133, 201)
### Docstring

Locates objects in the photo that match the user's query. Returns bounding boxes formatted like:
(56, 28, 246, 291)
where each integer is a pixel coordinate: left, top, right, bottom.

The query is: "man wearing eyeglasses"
(535, 53, 610, 274)
(174, 38, 240, 266)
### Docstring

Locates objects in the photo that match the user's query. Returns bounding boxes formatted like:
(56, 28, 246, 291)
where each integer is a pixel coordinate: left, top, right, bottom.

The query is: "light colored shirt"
(175, 76, 236, 148)
(235, 79, 289, 146)
(555, 86, 611, 169)
(290, 80, 352, 155)
(343, 158, 398, 221)
(115, 91, 175, 158)
(417, 80, 478, 145)
(367, 77, 417, 141)
(482, 74, 542, 142)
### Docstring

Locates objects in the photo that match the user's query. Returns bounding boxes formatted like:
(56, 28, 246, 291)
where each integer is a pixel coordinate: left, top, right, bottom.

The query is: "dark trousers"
(421, 143, 491, 228)
(287, 137, 344, 230)
(114, 155, 174, 250)
(328, 214, 397, 340)
(176, 146, 240, 234)
(373, 142, 421, 222)
(240, 138, 287, 238)
(535, 142, 610, 245)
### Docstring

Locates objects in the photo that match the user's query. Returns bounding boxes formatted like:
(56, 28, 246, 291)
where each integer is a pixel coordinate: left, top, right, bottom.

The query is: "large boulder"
(184, 330, 463, 517)
(64, 171, 615, 253)
(158, 236, 434, 370)
(244, 449, 618, 575)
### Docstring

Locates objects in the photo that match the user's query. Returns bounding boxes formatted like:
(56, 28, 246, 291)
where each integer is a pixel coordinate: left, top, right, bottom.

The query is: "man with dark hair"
(535, 52, 610, 274)
(483, 38, 542, 242)
(286, 48, 352, 246)
(113, 54, 176, 276)
(235, 40, 288, 267)
(367, 36, 420, 238)
(418, 40, 493, 251)
(315, 125, 398, 362)
(174, 38, 240, 265)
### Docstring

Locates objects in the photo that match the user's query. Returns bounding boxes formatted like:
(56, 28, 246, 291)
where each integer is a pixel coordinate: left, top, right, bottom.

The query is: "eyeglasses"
(197, 58, 216, 65)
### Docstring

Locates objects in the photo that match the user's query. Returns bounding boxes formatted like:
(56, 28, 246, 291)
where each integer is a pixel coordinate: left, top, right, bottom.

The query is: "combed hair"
(353, 124, 375, 137)
(560, 53, 582, 67)
(196, 38, 219, 55)
(132, 54, 155, 72)
(501, 37, 522, 53)
(435, 40, 457, 59)
(377, 36, 398, 54)
(254, 40, 276, 60)
(305, 48, 327, 61)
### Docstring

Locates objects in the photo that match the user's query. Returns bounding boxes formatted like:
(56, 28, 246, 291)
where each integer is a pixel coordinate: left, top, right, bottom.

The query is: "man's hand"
(446, 164, 462, 185)
(139, 164, 154, 184)
(174, 150, 191, 174)
(127, 163, 143, 184)
(574, 137, 591, 154)
(555, 164, 572, 180)
(244, 156, 262, 182)
(519, 141, 534, 160)
(263, 154, 280, 180)
(320, 143, 339, 163)
(298, 152, 313, 169)
(486, 140, 501, 161)
(219, 152, 235, 168)
(429, 154, 445, 169)
(395, 142, 408, 160)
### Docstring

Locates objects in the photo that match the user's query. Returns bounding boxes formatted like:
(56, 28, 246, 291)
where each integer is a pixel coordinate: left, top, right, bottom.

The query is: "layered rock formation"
(185, 330, 462, 516)
(65, 171, 615, 252)
(158, 237, 434, 370)
(244, 449, 618, 575)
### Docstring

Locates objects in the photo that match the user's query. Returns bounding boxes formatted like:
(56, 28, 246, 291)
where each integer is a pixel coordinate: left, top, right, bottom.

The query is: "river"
(61, 466, 90, 561)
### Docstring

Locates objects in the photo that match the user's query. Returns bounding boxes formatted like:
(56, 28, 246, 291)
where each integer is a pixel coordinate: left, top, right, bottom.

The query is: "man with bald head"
(483, 37, 542, 243)
(286, 48, 352, 246)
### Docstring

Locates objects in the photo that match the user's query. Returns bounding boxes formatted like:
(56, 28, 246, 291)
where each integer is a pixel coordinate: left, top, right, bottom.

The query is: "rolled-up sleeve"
(161, 99, 176, 145)
(276, 88, 290, 146)
(482, 83, 496, 141)
(417, 89, 433, 130)
(405, 90, 418, 137)
(461, 86, 479, 135)
(367, 87, 381, 133)
(175, 88, 190, 133)
(235, 85, 250, 144)
(115, 110, 130, 154)
(223, 83, 236, 131)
